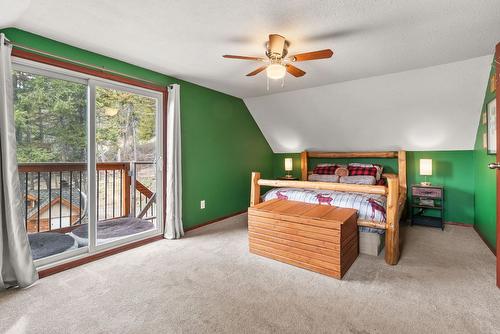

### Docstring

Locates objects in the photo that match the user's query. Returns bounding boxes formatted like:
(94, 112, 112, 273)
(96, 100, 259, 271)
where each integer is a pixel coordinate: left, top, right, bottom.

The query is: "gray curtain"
(164, 84, 184, 239)
(0, 33, 38, 290)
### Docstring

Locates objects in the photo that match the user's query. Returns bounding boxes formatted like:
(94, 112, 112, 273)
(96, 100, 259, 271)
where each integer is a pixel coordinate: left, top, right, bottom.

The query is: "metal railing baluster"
(69, 171, 73, 226)
(48, 172, 52, 230)
(112, 170, 115, 217)
(25, 172, 28, 231)
(104, 170, 108, 220)
(79, 170, 82, 224)
(119, 170, 123, 216)
(37, 172, 41, 232)
(96, 171, 100, 221)
(59, 171, 63, 229)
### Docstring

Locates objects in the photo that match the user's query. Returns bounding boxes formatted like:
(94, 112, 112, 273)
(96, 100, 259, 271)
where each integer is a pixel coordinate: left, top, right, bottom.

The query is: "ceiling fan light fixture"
(266, 63, 286, 80)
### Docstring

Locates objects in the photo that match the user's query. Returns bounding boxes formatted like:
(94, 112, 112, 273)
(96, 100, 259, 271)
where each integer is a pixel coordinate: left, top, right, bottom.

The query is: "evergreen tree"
(13, 71, 156, 164)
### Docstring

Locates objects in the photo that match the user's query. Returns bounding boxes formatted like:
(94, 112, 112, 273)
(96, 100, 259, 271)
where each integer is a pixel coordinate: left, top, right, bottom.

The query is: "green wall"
(273, 151, 475, 224)
(1, 28, 274, 230)
(473, 58, 496, 251)
(407, 151, 474, 224)
(2, 27, 492, 239)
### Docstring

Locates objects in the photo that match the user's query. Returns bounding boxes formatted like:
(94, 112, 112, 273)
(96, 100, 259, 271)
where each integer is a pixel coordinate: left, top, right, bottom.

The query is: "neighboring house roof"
(23, 186, 85, 220)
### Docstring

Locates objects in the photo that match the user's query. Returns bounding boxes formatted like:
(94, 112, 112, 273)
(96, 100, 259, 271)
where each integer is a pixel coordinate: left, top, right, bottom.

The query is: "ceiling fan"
(223, 34, 333, 82)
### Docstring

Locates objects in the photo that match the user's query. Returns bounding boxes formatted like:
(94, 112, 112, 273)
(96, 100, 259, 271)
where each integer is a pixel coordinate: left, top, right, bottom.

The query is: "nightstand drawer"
(412, 187, 442, 198)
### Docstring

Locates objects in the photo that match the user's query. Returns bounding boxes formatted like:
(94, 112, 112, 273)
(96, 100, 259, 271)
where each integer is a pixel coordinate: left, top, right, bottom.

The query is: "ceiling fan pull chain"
(267, 76, 270, 91)
(281, 75, 285, 88)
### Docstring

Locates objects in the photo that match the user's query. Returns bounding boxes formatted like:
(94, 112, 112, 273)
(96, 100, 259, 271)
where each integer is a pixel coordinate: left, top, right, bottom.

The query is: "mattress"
(262, 188, 387, 234)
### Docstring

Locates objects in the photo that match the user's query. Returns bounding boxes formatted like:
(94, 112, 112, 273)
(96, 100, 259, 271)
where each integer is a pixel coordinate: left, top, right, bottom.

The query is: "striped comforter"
(262, 188, 387, 234)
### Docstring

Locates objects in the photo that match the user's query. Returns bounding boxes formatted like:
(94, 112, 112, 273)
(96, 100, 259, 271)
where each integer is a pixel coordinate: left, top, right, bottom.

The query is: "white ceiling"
(244, 56, 492, 152)
(2, 0, 500, 98)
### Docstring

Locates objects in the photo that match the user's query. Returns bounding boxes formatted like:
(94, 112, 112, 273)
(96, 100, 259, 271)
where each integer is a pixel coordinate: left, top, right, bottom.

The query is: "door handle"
(488, 162, 500, 169)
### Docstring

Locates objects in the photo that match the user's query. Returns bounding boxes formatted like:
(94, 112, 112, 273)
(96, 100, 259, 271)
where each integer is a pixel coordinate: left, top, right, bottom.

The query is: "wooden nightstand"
(278, 176, 299, 180)
(410, 184, 444, 230)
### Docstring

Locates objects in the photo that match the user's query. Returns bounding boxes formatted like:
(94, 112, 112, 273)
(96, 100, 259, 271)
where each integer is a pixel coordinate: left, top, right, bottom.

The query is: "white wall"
(244, 56, 492, 153)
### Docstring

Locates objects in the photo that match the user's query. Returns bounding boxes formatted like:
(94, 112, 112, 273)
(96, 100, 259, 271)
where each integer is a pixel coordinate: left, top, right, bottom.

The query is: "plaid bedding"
(312, 165, 338, 175)
(347, 166, 378, 177)
(262, 188, 386, 234)
(348, 163, 384, 180)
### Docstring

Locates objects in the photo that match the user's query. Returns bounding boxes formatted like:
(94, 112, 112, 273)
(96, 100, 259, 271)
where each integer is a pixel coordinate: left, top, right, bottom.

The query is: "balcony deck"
(20, 161, 157, 261)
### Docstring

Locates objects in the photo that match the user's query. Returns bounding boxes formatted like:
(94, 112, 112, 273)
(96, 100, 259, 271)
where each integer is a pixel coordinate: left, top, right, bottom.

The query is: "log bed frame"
(250, 150, 407, 265)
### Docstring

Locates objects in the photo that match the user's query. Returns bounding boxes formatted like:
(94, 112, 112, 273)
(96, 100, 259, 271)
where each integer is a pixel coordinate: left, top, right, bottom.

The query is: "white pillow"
(308, 174, 340, 183)
(339, 175, 377, 185)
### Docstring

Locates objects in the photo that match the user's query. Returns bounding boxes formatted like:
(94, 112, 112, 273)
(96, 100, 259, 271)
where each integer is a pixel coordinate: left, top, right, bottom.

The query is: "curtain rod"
(3, 39, 166, 87)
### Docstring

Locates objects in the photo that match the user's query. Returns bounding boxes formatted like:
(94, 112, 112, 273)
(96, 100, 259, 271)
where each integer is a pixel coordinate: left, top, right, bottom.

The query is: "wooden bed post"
(300, 151, 308, 181)
(385, 175, 400, 265)
(398, 150, 407, 196)
(250, 172, 261, 207)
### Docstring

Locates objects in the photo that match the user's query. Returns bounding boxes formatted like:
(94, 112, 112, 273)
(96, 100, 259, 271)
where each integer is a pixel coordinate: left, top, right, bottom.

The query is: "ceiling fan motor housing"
(266, 34, 289, 60)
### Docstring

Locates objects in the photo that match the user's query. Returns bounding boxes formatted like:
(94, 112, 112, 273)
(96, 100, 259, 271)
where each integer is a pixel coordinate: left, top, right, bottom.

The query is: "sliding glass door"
(13, 58, 163, 266)
(92, 82, 162, 247)
(13, 66, 90, 265)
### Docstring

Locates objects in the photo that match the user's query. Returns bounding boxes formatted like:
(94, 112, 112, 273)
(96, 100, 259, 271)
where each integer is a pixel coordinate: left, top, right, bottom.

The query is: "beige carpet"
(1, 214, 498, 334)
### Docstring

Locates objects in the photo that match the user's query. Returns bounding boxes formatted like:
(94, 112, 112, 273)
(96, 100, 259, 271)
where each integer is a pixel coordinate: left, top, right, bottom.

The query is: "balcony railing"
(19, 161, 156, 234)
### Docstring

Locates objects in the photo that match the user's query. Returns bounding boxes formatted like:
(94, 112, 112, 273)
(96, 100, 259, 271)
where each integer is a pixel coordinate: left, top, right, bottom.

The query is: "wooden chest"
(248, 199, 358, 279)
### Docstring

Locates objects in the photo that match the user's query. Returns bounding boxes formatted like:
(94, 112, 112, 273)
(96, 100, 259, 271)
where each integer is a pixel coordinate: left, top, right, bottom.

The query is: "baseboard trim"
(473, 225, 496, 256)
(38, 235, 164, 278)
(184, 210, 247, 232)
(445, 221, 473, 227)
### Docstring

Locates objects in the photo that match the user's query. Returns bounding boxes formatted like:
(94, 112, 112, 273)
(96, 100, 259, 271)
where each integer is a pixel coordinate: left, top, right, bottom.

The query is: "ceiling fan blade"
(223, 55, 265, 61)
(286, 64, 306, 77)
(246, 66, 267, 76)
(290, 49, 334, 62)
(268, 34, 286, 57)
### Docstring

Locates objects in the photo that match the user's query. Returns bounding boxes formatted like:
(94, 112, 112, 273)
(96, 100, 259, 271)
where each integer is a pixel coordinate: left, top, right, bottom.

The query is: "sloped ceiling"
(1, 0, 497, 152)
(244, 56, 493, 152)
(1, 0, 500, 98)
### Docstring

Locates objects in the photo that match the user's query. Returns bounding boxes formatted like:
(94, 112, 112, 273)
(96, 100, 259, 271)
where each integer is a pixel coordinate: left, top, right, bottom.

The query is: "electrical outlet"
(200, 200, 205, 209)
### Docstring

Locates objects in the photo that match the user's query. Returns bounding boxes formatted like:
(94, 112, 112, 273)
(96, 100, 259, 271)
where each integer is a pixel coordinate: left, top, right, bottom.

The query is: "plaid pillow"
(348, 163, 383, 180)
(312, 165, 338, 175)
(347, 165, 378, 177)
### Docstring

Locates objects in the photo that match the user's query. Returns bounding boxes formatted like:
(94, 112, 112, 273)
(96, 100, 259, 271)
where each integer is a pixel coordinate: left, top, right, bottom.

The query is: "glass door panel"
(94, 85, 160, 246)
(13, 69, 89, 263)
